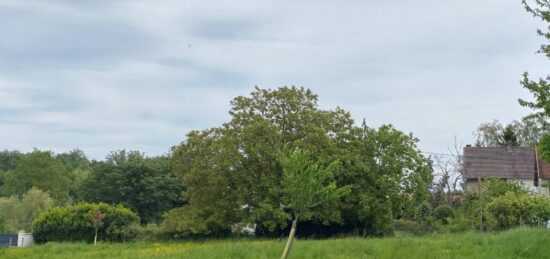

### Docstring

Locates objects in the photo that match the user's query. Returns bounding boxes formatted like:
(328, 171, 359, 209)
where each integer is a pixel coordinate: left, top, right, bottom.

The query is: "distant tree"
(473, 119, 538, 147)
(431, 139, 464, 208)
(56, 149, 90, 170)
(278, 150, 350, 259)
(474, 120, 504, 147)
(499, 124, 520, 147)
(0, 150, 70, 203)
(0, 150, 23, 172)
(0, 187, 54, 232)
(0, 150, 24, 192)
(80, 150, 183, 224)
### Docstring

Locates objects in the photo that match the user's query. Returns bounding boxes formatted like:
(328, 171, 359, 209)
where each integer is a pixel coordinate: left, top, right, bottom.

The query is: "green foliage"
(0, 150, 70, 203)
(474, 120, 534, 147)
(169, 86, 433, 237)
(55, 149, 90, 170)
(80, 150, 182, 224)
(520, 1, 550, 126)
(488, 192, 550, 230)
(433, 205, 454, 225)
(0, 150, 23, 172)
(539, 134, 550, 163)
(161, 207, 232, 238)
(500, 124, 520, 147)
(351, 124, 433, 235)
(484, 178, 529, 201)
(413, 201, 432, 223)
(32, 202, 140, 243)
(0, 187, 54, 232)
(279, 150, 350, 221)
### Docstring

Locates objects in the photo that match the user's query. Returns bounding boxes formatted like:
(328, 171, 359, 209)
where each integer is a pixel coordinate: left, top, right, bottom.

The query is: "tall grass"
(1, 228, 550, 258)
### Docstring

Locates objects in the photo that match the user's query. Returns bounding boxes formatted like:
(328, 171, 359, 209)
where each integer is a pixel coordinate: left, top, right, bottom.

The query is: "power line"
(420, 151, 455, 157)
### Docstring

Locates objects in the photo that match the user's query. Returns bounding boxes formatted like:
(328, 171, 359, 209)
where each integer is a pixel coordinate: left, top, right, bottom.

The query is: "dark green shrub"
(433, 205, 454, 224)
(32, 203, 139, 243)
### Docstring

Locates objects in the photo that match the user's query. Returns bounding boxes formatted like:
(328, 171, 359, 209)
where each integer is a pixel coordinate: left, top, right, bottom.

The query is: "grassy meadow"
(2, 228, 550, 259)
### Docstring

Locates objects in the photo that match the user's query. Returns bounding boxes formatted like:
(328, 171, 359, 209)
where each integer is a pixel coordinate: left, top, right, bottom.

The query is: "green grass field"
(2, 228, 550, 259)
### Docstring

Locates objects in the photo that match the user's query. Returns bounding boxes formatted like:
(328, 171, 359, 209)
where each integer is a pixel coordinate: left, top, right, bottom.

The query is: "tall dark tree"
(80, 150, 183, 224)
(499, 124, 520, 147)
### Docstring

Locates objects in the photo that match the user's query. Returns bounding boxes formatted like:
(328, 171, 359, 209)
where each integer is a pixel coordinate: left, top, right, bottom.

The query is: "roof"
(463, 146, 536, 179)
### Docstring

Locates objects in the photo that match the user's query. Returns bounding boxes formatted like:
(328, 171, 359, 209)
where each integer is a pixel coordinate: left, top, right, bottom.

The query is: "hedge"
(32, 203, 140, 243)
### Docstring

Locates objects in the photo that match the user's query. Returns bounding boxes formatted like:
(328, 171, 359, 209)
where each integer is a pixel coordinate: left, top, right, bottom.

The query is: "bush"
(32, 203, 140, 243)
(488, 192, 550, 230)
(433, 205, 454, 225)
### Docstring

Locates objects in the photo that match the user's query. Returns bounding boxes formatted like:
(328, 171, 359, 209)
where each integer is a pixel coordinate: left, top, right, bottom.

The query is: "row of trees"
(0, 86, 434, 239)
(0, 149, 183, 232)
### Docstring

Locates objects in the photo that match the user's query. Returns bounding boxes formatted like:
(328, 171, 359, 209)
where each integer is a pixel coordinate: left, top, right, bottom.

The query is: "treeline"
(0, 86, 436, 240)
(0, 149, 183, 234)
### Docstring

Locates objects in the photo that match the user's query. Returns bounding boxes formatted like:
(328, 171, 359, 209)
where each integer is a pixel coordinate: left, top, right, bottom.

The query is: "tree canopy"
(79, 150, 183, 224)
(167, 86, 433, 237)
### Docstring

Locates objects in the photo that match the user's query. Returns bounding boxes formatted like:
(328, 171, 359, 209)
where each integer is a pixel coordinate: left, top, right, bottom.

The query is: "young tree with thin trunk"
(90, 210, 104, 245)
(279, 150, 350, 259)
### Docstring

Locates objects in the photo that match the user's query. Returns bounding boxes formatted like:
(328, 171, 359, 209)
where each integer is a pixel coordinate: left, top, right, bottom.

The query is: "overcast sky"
(1, 0, 550, 159)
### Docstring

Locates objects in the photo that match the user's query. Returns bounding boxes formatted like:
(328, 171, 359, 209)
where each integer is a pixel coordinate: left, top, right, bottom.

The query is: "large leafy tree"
(80, 150, 183, 224)
(342, 124, 433, 235)
(164, 127, 242, 237)
(0, 150, 70, 203)
(169, 86, 432, 237)
(170, 86, 356, 235)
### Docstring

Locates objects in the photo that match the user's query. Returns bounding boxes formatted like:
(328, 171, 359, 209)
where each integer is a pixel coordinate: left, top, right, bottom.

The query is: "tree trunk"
(281, 215, 299, 259)
(94, 229, 98, 246)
